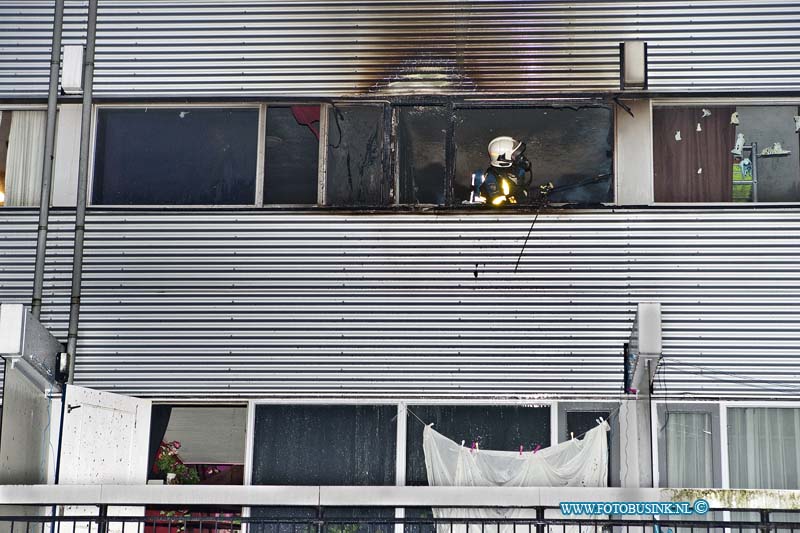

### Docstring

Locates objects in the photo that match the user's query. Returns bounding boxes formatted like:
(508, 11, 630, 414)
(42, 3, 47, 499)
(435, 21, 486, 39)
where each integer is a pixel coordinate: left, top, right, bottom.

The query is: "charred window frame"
(451, 104, 614, 206)
(88, 101, 615, 208)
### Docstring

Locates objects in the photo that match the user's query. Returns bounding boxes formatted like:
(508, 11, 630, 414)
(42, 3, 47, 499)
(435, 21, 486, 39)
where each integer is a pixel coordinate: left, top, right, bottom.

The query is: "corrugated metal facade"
(3, 0, 800, 98)
(0, 210, 73, 398)
(2, 208, 794, 399)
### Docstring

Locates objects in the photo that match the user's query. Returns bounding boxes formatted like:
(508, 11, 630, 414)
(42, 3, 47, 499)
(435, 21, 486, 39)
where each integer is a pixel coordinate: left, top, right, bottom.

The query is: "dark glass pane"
(251, 405, 396, 486)
(405, 405, 551, 486)
(326, 106, 388, 206)
(565, 410, 609, 441)
(454, 107, 613, 205)
(264, 106, 320, 204)
(92, 108, 258, 205)
(565, 410, 612, 486)
(398, 106, 447, 205)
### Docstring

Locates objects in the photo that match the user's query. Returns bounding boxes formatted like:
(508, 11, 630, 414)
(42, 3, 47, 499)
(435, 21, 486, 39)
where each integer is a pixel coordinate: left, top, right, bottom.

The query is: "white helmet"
(488, 136, 523, 168)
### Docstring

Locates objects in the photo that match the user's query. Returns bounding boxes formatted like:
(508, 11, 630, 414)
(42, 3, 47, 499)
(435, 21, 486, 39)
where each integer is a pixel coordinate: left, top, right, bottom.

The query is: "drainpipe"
(65, 0, 98, 384)
(31, 0, 66, 320)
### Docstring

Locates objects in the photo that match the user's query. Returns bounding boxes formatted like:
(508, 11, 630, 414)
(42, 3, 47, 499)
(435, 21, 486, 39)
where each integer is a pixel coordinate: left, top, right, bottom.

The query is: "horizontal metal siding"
(0, 1, 86, 98)
(4, 1, 800, 98)
(0, 209, 73, 399)
(51, 208, 800, 400)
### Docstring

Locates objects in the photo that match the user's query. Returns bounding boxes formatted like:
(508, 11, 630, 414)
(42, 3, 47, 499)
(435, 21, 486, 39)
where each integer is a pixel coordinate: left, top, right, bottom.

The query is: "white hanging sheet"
(423, 421, 609, 533)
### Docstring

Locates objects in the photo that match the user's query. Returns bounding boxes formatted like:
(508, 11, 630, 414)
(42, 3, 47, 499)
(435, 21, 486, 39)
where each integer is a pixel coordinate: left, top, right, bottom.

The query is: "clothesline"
(403, 403, 623, 447)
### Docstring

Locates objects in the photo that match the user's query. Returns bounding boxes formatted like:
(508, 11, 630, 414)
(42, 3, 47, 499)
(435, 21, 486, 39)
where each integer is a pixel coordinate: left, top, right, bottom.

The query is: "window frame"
(87, 100, 619, 209)
(558, 401, 620, 487)
(655, 402, 721, 489)
(0, 104, 49, 208)
(650, 98, 800, 206)
(89, 102, 270, 208)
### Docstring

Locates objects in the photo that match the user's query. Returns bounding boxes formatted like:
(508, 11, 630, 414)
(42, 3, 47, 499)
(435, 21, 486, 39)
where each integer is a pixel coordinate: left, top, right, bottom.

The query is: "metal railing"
(2, 486, 800, 533)
(1, 507, 800, 533)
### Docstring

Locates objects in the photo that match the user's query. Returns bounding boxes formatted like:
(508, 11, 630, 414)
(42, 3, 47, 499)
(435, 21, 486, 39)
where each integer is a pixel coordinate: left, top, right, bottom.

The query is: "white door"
(59, 385, 151, 533)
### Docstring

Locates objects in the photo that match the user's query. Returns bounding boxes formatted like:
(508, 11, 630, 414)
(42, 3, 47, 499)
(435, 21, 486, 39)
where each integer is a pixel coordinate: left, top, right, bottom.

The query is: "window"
(453, 106, 613, 205)
(92, 107, 259, 205)
(326, 105, 389, 206)
(87, 102, 617, 208)
(250, 405, 397, 529)
(653, 105, 800, 202)
(728, 407, 800, 489)
(263, 106, 320, 204)
(251, 405, 396, 485)
(558, 402, 618, 486)
(405, 405, 551, 485)
(0, 110, 46, 207)
(658, 405, 720, 488)
(398, 106, 447, 205)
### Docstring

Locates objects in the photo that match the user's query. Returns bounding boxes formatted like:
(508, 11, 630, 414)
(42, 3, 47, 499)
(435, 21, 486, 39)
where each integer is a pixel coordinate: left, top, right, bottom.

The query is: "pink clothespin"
(533, 444, 541, 454)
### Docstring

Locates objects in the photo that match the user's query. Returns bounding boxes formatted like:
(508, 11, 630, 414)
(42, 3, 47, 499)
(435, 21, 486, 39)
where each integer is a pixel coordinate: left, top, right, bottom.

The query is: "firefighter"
(473, 136, 533, 206)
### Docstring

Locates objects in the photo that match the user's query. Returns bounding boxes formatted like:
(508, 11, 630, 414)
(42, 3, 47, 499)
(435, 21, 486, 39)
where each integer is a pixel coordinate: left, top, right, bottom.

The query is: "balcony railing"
(1, 486, 799, 533)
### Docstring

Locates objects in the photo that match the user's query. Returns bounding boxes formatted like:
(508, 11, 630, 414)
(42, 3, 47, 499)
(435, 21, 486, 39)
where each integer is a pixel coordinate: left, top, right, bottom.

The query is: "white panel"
(0, 360, 53, 484)
(61, 45, 83, 94)
(60, 385, 151, 484)
(623, 41, 647, 88)
(615, 99, 653, 205)
(60, 385, 151, 533)
(52, 104, 82, 207)
(0, 304, 25, 356)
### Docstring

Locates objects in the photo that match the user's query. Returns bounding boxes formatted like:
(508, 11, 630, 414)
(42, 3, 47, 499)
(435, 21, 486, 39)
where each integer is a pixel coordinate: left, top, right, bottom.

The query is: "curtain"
(424, 422, 609, 533)
(665, 412, 713, 488)
(728, 407, 800, 489)
(5, 111, 46, 206)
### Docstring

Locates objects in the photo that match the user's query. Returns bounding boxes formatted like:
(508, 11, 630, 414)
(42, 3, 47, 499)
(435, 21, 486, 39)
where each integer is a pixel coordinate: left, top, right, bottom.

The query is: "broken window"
(263, 105, 320, 204)
(653, 105, 800, 202)
(92, 107, 259, 205)
(397, 106, 447, 205)
(454, 106, 613, 206)
(325, 105, 389, 206)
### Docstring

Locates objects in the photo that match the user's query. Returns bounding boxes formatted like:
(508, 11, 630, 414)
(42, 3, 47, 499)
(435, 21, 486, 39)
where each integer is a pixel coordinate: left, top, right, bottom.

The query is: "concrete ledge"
(0, 486, 799, 509)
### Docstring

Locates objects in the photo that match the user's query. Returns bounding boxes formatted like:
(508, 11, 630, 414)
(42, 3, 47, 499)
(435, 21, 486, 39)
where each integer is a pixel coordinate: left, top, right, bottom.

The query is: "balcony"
(2, 486, 800, 533)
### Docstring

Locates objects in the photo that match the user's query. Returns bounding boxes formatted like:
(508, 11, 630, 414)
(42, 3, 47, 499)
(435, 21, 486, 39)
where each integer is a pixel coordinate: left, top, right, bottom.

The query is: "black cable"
(514, 204, 542, 273)
(660, 358, 800, 396)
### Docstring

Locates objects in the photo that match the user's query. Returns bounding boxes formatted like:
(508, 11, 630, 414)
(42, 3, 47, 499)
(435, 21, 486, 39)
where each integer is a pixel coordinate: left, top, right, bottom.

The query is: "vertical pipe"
(66, 0, 99, 384)
(31, 0, 66, 319)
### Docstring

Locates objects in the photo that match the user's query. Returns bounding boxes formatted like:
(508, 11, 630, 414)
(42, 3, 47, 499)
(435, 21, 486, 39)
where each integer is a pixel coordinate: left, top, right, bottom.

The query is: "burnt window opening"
(453, 106, 614, 206)
(92, 107, 259, 205)
(263, 105, 320, 205)
(326, 105, 390, 206)
(397, 106, 448, 205)
(653, 105, 800, 203)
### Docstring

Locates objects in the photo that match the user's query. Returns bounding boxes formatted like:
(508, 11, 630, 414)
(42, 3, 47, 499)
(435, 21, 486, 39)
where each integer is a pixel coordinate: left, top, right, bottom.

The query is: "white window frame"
(651, 399, 800, 491)
(650, 97, 800, 206)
